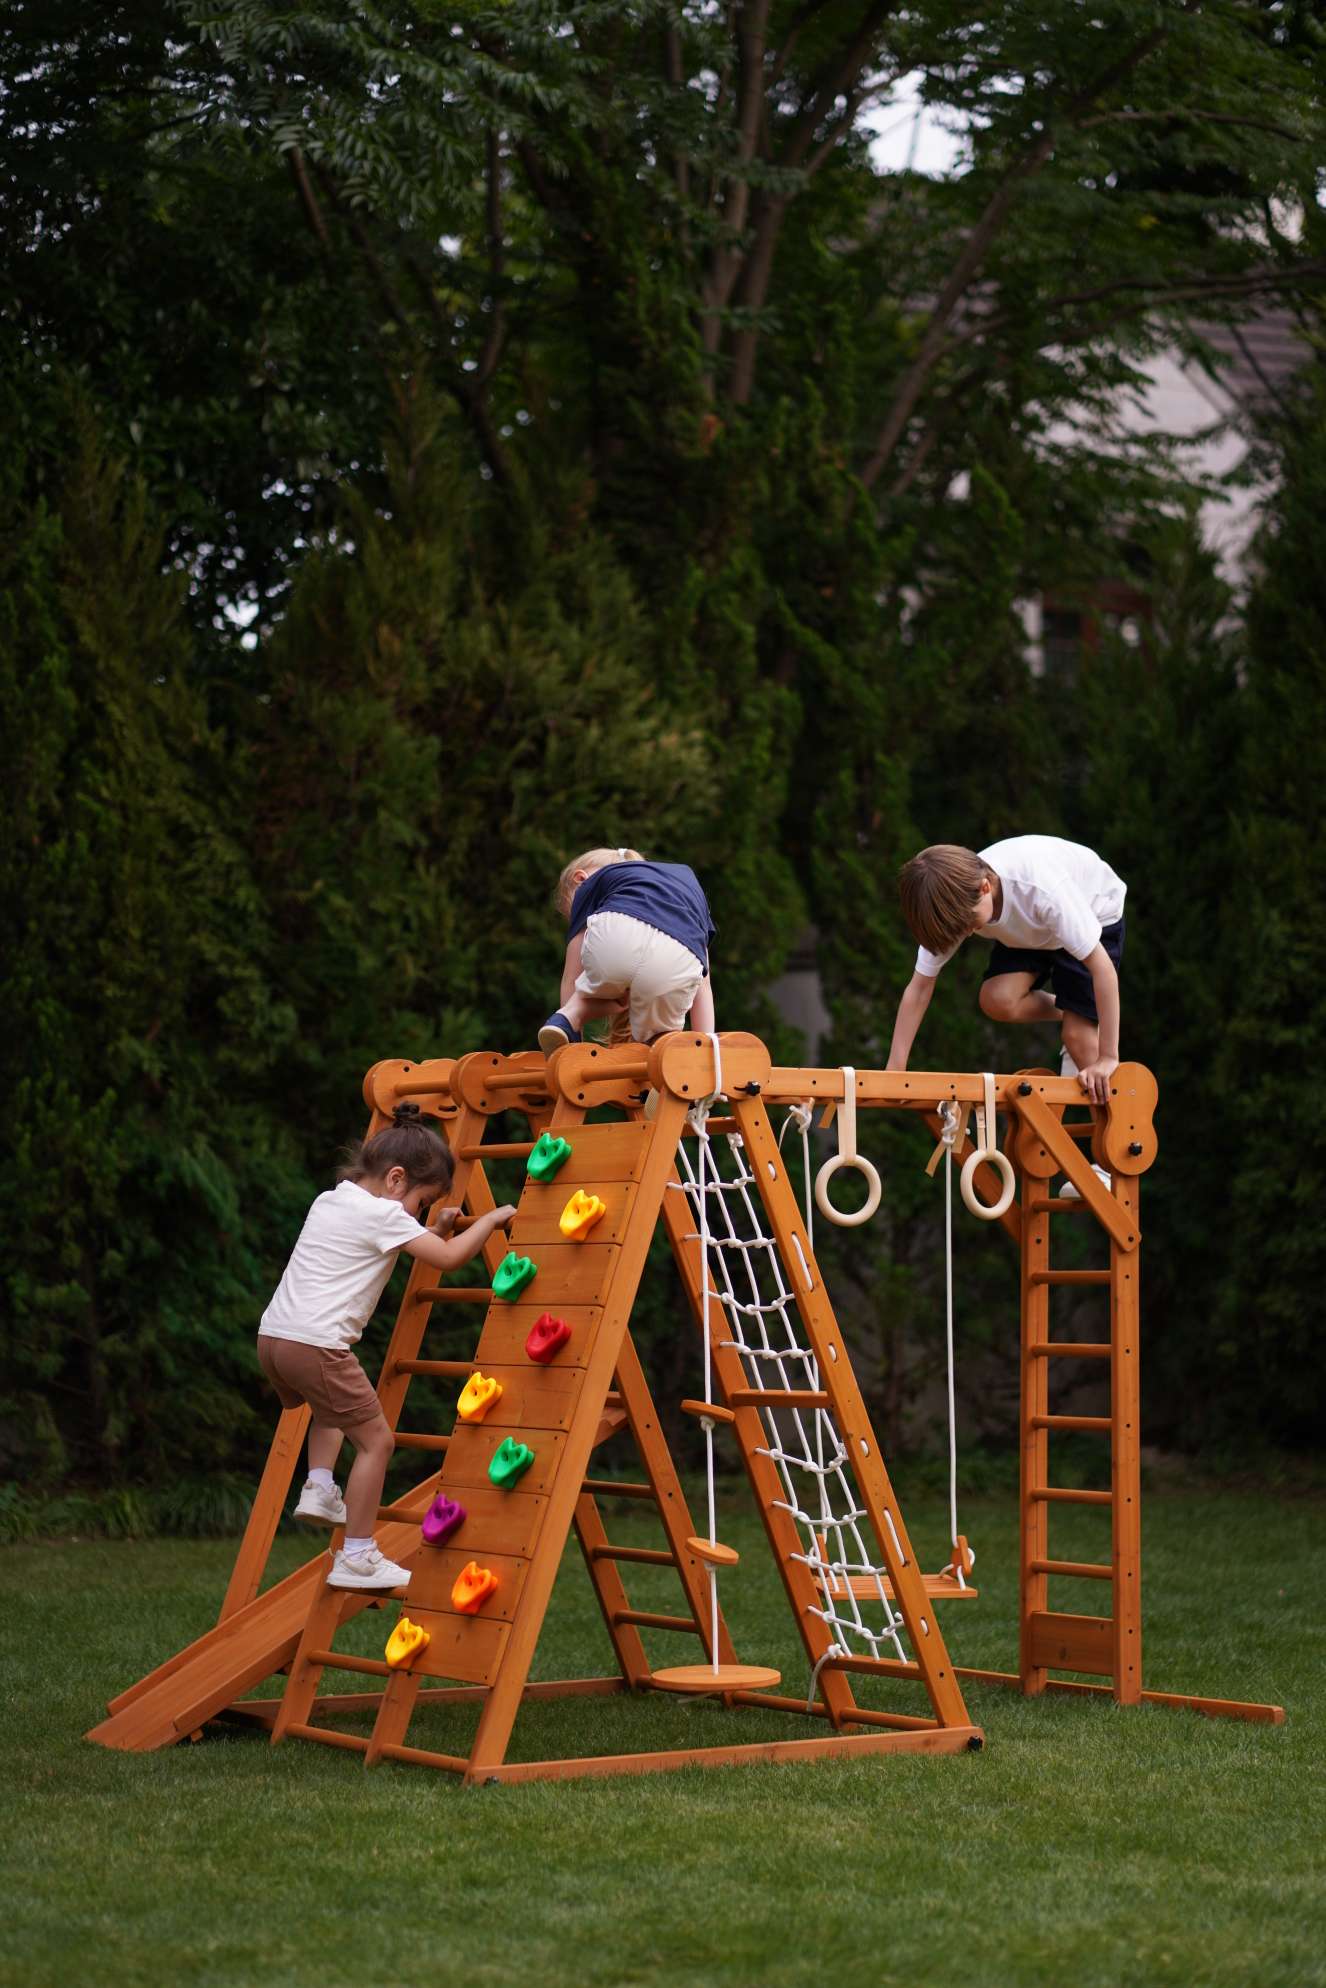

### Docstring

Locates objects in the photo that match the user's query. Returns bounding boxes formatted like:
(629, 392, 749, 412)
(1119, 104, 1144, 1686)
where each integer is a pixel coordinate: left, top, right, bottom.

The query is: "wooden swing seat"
(821, 1569, 979, 1602)
(814, 1534, 978, 1602)
(650, 1664, 783, 1694)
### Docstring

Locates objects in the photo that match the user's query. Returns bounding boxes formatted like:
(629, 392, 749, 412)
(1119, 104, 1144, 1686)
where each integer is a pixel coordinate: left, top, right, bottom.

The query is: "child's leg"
(979, 971, 1060, 1026)
(341, 1410, 395, 1540)
(307, 1423, 345, 1475)
(628, 933, 708, 1043)
(1059, 1008, 1100, 1075)
(556, 915, 643, 1031)
(552, 924, 629, 1031)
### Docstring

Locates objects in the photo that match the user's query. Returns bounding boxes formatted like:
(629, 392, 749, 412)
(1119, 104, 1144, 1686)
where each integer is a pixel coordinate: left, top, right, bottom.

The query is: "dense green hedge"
(3, 378, 1323, 1491)
(4, 0, 1324, 1488)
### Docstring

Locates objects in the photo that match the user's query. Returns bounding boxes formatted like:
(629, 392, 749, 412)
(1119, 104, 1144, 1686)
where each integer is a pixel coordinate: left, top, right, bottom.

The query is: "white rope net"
(671, 1116, 919, 1688)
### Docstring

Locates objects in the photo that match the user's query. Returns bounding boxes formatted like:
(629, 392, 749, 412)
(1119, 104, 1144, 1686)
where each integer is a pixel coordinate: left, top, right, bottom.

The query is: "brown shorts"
(256, 1336, 383, 1430)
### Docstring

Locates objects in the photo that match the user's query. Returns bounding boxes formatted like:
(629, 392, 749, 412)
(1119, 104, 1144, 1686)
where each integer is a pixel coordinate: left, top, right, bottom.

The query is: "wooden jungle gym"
(87, 1033, 1283, 1784)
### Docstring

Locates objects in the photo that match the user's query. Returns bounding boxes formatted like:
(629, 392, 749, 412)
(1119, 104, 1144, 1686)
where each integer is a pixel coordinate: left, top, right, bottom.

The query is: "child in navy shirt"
(539, 847, 716, 1051)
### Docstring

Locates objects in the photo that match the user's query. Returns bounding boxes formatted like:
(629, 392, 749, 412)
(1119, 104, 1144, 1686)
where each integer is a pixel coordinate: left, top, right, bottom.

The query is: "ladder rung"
(1027, 1341, 1111, 1358)
(486, 1070, 557, 1095)
(1029, 1269, 1111, 1287)
(414, 1287, 491, 1304)
(1064, 1121, 1097, 1140)
(394, 1358, 474, 1378)
(307, 1649, 393, 1677)
(394, 1432, 452, 1452)
(611, 1609, 699, 1633)
(592, 1544, 675, 1566)
(726, 1388, 830, 1410)
(283, 1723, 371, 1754)
(582, 1477, 657, 1500)
(1030, 1414, 1112, 1433)
(457, 1142, 537, 1160)
(1030, 1558, 1113, 1580)
(1030, 1486, 1112, 1505)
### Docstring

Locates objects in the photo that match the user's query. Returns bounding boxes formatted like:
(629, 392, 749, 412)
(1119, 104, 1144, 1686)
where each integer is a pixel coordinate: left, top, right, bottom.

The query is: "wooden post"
(1019, 1160, 1052, 1696)
(1110, 1174, 1143, 1703)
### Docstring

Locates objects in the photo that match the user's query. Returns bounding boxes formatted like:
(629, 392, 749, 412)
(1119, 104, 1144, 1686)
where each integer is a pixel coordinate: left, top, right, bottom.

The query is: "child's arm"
(560, 930, 588, 1006)
(886, 971, 937, 1069)
(690, 973, 715, 1034)
(1076, 947, 1120, 1104)
(402, 1204, 518, 1274)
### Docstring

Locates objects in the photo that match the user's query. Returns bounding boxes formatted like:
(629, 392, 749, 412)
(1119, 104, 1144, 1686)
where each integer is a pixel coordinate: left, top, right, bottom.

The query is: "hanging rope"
(671, 1120, 914, 1688)
(778, 1099, 816, 1255)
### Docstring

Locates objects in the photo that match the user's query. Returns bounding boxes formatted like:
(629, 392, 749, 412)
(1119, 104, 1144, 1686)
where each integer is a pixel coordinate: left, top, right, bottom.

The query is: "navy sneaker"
(538, 1012, 582, 1054)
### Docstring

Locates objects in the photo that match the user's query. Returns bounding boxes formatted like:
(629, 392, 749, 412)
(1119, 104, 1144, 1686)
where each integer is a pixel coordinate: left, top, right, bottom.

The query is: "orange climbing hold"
(559, 1189, 607, 1241)
(457, 1372, 503, 1423)
(451, 1563, 499, 1615)
(385, 1616, 430, 1669)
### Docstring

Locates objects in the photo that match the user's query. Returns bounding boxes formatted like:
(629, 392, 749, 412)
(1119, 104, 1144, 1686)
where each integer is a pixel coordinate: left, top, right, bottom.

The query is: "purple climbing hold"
(420, 1493, 467, 1546)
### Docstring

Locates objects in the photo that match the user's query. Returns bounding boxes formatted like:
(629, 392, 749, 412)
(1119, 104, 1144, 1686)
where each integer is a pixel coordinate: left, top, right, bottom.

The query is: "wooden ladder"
(1011, 1086, 1143, 1701)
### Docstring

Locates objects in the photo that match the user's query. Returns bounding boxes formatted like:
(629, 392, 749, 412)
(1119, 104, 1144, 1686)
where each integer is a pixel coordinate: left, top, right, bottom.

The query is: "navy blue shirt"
(568, 862, 715, 972)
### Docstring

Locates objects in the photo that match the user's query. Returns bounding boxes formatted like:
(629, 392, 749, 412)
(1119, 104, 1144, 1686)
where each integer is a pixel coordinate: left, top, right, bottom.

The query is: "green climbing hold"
(492, 1251, 538, 1302)
(488, 1437, 536, 1489)
(526, 1132, 573, 1182)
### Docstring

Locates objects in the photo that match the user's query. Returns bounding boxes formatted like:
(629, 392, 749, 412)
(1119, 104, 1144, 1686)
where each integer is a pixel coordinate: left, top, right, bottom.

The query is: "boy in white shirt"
(257, 1104, 516, 1591)
(885, 836, 1126, 1107)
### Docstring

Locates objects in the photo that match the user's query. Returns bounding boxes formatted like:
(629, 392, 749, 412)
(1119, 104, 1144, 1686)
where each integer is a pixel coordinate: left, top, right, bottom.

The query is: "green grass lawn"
(3, 1490, 1322, 1988)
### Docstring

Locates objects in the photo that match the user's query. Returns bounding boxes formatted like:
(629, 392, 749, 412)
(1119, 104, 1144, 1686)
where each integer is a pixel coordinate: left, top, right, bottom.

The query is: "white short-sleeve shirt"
(915, 836, 1127, 978)
(259, 1179, 423, 1352)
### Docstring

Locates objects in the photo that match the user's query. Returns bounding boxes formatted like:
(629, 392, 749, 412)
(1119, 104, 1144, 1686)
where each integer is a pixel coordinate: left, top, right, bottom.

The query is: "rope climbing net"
(671, 1114, 913, 1683)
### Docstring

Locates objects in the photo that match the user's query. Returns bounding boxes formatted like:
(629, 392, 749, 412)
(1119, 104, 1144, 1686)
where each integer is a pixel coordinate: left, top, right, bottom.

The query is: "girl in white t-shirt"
(257, 1105, 516, 1592)
(886, 837, 1127, 1109)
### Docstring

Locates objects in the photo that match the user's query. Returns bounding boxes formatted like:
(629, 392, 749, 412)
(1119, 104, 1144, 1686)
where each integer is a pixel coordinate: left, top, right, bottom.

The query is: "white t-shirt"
(915, 835, 1127, 978)
(259, 1179, 423, 1352)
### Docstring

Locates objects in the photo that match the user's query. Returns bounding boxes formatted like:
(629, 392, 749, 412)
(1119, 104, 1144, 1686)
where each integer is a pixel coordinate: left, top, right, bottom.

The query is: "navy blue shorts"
(982, 917, 1125, 1024)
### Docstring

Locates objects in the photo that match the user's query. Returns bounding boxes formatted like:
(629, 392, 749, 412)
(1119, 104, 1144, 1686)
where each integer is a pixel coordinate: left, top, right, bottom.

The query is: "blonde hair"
(554, 847, 644, 916)
(898, 844, 992, 955)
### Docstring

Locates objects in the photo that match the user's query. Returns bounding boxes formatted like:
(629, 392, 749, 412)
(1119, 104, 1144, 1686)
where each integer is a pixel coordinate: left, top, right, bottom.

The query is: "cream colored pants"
(575, 911, 705, 1042)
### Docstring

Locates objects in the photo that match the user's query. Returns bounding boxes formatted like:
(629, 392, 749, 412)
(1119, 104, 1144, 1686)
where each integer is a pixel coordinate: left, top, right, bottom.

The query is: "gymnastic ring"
(959, 1146, 1016, 1222)
(815, 1152, 884, 1229)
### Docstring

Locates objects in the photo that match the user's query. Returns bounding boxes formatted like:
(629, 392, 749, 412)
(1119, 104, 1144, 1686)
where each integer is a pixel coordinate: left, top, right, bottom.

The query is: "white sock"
(1060, 1048, 1079, 1078)
(343, 1536, 374, 1557)
(309, 1468, 336, 1492)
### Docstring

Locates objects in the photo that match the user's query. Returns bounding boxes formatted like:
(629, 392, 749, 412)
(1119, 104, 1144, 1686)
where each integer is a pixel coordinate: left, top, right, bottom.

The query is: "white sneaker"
(327, 1543, 411, 1592)
(1059, 1163, 1112, 1201)
(292, 1478, 347, 1528)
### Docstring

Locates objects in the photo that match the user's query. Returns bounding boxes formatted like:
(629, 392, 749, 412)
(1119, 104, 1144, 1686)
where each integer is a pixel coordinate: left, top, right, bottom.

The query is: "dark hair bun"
(392, 1102, 422, 1124)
